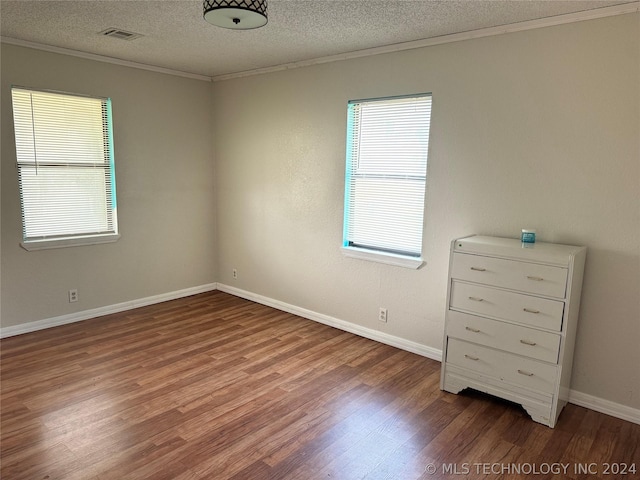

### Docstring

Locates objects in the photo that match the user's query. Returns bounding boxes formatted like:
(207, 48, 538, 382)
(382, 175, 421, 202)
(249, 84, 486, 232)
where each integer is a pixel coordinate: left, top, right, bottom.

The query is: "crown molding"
(0, 36, 212, 82)
(212, 2, 640, 82)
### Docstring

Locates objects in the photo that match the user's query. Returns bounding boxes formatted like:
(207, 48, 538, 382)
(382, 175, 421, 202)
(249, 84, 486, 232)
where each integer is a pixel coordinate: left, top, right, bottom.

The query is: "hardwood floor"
(1, 291, 638, 479)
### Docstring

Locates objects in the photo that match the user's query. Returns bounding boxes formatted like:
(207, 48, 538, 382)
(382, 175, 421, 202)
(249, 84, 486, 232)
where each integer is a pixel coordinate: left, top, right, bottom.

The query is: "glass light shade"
(203, 0, 268, 30)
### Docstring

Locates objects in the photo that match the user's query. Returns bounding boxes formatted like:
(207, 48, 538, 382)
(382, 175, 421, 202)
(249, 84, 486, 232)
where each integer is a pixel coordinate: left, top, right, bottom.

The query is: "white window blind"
(11, 87, 118, 249)
(343, 94, 432, 259)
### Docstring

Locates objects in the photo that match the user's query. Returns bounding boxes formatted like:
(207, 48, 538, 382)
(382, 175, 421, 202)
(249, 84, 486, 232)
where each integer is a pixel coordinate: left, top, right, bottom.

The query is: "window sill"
(340, 246, 424, 269)
(20, 233, 121, 251)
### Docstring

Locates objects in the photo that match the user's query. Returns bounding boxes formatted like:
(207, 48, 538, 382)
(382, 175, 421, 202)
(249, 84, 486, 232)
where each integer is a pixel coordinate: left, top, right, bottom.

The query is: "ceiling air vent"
(99, 28, 143, 41)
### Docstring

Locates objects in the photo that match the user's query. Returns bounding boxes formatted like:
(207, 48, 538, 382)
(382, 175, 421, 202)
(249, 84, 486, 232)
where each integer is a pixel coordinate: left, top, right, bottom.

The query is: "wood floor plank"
(2, 291, 638, 479)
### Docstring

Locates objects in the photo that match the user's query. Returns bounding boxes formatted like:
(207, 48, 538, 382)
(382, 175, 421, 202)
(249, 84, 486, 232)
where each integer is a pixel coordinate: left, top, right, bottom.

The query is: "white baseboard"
(217, 283, 441, 362)
(0, 283, 218, 338)
(568, 390, 640, 425)
(2, 282, 638, 425)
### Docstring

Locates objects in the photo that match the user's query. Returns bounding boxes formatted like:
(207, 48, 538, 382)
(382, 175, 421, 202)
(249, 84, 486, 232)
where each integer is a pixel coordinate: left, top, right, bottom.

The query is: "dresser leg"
(522, 403, 554, 428)
(441, 373, 467, 395)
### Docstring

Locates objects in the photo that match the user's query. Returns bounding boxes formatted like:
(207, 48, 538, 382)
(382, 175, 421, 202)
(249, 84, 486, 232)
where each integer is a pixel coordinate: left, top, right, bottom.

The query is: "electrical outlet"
(232, 269, 238, 279)
(379, 307, 388, 323)
(69, 289, 78, 303)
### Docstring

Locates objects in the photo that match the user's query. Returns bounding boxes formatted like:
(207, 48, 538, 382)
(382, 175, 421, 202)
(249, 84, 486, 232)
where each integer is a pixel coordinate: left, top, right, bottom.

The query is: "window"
(342, 94, 432, 268)
(11, 87, 119, 251)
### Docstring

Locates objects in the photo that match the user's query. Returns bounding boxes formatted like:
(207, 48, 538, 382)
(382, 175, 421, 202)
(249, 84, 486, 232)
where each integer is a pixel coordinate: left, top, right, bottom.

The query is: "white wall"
(213, 13, 639, 409)
(1, 44, 217, 327)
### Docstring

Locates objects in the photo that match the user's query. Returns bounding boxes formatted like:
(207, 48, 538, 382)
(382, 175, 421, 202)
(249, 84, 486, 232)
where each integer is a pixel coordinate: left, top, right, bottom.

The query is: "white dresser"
(440, 235, 586, 427)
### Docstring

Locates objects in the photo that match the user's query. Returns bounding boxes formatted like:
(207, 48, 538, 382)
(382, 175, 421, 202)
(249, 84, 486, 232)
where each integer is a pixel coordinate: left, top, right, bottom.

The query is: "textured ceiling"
(0, 0, 635, 79)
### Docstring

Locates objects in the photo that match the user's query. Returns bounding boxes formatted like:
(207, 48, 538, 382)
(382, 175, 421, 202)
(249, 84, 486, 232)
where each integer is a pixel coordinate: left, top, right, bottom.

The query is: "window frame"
(341, 93, 432, 269)
(11, 86, 120, 251)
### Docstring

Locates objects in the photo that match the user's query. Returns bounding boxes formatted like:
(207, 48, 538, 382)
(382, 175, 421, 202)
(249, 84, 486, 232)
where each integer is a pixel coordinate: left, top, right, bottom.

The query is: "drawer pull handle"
(465, 326, 481, 333)
(520, 339, 537, 346)
(523, 308, 540, 314)
(517, 369, 534, 377)
(527, 275, 544, 281)
(470, 267, 486, 272)
(464, 354, 479, 361)
(468, 296, 484, 302)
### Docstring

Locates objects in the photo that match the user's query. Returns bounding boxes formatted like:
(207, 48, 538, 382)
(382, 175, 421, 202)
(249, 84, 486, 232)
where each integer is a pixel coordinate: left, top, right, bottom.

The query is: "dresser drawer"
(446, 310, 561, 363)
(451, 253, 568, 298)
(450, 281, 564, 331)
(446, 338, 558, 394)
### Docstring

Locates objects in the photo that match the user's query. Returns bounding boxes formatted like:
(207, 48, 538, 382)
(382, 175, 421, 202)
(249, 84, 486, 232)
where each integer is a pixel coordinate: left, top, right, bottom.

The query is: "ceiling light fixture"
(203, 0, 268, 30)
